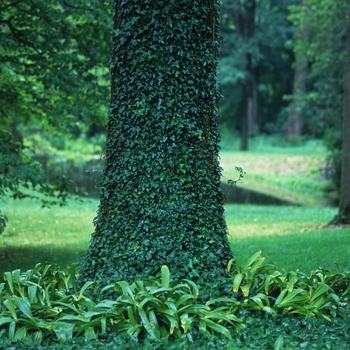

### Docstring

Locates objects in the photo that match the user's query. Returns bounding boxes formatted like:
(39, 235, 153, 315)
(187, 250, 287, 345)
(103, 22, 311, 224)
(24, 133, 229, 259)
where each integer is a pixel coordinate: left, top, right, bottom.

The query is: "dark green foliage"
(78, 0, 233, 288)
(289, 0, 349, 193)
(0, 0, 111, 206)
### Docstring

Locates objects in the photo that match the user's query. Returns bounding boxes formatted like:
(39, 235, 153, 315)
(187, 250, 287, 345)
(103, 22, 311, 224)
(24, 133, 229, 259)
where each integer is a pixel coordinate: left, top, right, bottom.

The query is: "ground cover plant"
(0, 256, 349, 348)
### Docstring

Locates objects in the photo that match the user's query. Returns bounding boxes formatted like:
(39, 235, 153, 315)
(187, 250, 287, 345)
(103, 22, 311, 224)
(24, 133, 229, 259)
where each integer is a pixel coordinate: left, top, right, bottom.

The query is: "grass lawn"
(0, 197, 96, 275)
(225, 204, 350, 274)
(1, 198, 349, 277)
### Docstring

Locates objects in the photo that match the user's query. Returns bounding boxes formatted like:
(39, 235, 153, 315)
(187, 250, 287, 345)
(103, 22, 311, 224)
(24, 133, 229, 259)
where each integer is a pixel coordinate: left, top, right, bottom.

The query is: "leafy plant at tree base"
(227, 251, 349, 321)
(0, 265, 241, 345)
(0, 259, 349, 346)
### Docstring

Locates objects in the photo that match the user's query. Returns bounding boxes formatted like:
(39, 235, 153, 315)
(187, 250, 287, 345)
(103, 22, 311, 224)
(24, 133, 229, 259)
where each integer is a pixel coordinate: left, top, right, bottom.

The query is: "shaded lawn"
(0, 197, 97, 274)
(1, 197, 349, 277)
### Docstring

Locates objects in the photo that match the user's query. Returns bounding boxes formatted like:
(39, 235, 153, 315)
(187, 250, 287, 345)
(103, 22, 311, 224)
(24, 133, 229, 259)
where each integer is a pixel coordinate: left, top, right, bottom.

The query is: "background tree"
(330, 10, 350, 225)
(286, 0, 308, 142)
(289, 0, 348, 193)
(219, 0, 296, 148)
(79, 0, 233, 293)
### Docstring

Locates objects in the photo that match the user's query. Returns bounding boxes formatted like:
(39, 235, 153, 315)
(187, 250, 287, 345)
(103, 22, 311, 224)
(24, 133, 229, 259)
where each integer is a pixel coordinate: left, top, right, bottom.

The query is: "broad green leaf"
(14, 326, 27, 342)
(200, 318, 232, 340)
(286, 271, 298, 292)
(0, 317, 14, 326)
(310, 283, 330, 302)
(241, 285, 250, 297)
(274, 335, 284, 350)
(243, 251, 262, 270)
(179, 313, 193, 333)
(127, 305, 138, 327)
(161, 311, 179, 334)
(226, 258, 235, 273)
(84, 326, 97, 340)
(178, 304, 209, 315)
(117, 281, 135, 301)
(51, 321, 75, 344)
(206, 297, 237, 306)
(4, 272, 14, 294)
(69, 263, 77, 295)
(138, 307, 160, 339)
(198, 319, 207, 334)
(27, 285, 38, 304)
(182, 279, 199, 298)
(276, 289, 309, 308)
(4, 298, 17, 320)
(175, 294, 195, 307)
(232, 273, 244, 293)
(250, 257, 265, 273)
(78, 281, 96, 298)
(161, 265, 170, 288)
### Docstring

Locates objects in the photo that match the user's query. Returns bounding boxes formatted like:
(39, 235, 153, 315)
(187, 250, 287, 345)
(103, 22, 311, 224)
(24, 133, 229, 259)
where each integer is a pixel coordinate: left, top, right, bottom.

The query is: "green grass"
(225, 204, 350, 274)
(1, 197, 349, 277)
(0, 197, 97, 275)
(220, 137, 333, 206)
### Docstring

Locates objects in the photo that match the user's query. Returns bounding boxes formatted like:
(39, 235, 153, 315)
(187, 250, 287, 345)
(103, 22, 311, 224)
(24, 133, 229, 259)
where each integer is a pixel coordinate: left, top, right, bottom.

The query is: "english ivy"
(79, 0, 234, 292)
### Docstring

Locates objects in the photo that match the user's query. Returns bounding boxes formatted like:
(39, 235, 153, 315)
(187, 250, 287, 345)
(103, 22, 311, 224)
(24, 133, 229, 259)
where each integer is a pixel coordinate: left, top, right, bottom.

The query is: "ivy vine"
(79, 0, 233, 292)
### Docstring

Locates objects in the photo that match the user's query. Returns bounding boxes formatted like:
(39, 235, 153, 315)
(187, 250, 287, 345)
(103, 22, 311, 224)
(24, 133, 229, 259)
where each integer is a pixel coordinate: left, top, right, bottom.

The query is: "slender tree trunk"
(287, 7, 308, 142)
(79, 0, 233, 289)
(338, 11, 350, 221)
(329, 9, 350, 225)
(232, 0, 257, 151)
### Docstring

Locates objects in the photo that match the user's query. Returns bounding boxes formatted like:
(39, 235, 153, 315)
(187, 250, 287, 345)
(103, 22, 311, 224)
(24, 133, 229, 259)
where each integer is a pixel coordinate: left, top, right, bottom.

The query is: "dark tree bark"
(231, 0, 258, 151)
(79, 0, 233, 290)
(330, 10, 350, 225)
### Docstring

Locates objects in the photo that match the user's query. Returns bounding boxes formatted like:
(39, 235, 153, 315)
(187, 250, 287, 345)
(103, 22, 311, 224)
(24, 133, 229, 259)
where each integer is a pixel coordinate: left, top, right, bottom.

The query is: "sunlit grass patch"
(220, 138, 332, 206)
(225, 204, 350, 274)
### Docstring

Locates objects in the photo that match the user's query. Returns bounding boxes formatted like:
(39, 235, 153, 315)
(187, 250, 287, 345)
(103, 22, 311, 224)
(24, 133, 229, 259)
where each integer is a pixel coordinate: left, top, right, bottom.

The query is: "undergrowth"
(0, 252, 349, 348)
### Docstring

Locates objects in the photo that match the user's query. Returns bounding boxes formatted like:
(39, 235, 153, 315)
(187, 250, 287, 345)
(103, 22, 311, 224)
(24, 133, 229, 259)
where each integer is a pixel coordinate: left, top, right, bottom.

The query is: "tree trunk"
(232, 0, 257, 151)
(329, 8, 350, 225)
(79, 0, 233, 289)
(338, 10, 350, 221)
(287, 4, 308, 143)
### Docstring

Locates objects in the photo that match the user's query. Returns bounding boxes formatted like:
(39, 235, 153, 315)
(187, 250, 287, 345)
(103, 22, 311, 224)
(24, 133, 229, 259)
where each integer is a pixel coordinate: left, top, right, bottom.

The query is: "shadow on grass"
(0, 245, 87, 276)
(221, 183, 297, 206)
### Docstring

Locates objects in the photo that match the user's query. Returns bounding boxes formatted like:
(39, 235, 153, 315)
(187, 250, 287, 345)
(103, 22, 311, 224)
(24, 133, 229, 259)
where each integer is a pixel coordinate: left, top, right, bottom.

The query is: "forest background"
(0, 0, 348, 224)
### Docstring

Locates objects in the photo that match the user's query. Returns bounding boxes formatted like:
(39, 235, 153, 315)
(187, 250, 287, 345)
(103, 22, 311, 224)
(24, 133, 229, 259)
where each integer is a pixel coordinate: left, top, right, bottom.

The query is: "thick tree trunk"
(79, 0, 233, 289)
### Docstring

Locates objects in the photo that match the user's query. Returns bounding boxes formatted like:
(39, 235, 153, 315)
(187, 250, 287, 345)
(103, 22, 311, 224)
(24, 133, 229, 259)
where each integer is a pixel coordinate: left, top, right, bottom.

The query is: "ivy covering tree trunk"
(79, 0, 233, 289)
